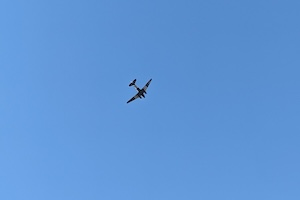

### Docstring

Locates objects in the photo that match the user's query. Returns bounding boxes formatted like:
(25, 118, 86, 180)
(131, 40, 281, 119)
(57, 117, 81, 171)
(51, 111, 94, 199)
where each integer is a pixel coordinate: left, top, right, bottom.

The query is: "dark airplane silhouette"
(127, 79, 152, 103)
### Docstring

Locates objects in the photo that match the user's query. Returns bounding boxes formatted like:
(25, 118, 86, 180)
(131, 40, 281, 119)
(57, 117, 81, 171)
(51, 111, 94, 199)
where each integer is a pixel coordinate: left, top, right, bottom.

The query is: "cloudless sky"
(1, 0, 300, 199)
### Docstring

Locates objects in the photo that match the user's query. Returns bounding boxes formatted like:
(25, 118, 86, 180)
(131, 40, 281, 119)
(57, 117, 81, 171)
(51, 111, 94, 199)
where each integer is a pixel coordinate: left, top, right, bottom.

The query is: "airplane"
(127, 78, 152, 103)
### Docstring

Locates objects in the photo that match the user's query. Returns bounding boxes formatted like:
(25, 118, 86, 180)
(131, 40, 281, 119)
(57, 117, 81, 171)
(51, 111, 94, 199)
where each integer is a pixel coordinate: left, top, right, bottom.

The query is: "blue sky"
(1, 0, 300, 199)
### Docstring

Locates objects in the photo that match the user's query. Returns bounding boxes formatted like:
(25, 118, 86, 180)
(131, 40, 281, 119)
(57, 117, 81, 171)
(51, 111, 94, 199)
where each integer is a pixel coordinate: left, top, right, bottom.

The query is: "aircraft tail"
(129, 79, 137, 86)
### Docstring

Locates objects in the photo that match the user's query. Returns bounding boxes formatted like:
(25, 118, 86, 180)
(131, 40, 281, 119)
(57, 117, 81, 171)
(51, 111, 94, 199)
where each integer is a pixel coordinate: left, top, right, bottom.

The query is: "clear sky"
(1, 0, 300, 199)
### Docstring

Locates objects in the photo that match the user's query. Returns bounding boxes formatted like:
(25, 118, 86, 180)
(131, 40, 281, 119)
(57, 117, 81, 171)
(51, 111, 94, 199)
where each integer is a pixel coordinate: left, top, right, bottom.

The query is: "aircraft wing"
(142, 79, 152, 92)
(127, 93, 139, 103)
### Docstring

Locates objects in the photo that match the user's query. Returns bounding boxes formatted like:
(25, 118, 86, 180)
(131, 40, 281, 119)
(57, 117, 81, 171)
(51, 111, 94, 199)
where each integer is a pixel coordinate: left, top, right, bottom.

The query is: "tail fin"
(129, 79, 136, 86)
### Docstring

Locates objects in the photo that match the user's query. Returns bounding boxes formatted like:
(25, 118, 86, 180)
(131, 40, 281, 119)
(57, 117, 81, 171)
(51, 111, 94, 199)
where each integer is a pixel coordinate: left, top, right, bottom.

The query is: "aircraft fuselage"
(135, 87, 146, 98)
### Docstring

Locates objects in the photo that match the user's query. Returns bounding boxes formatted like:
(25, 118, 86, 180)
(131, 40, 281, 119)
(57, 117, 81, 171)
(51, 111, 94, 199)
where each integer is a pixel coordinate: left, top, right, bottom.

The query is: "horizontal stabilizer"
(129, 79, 137, 86)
